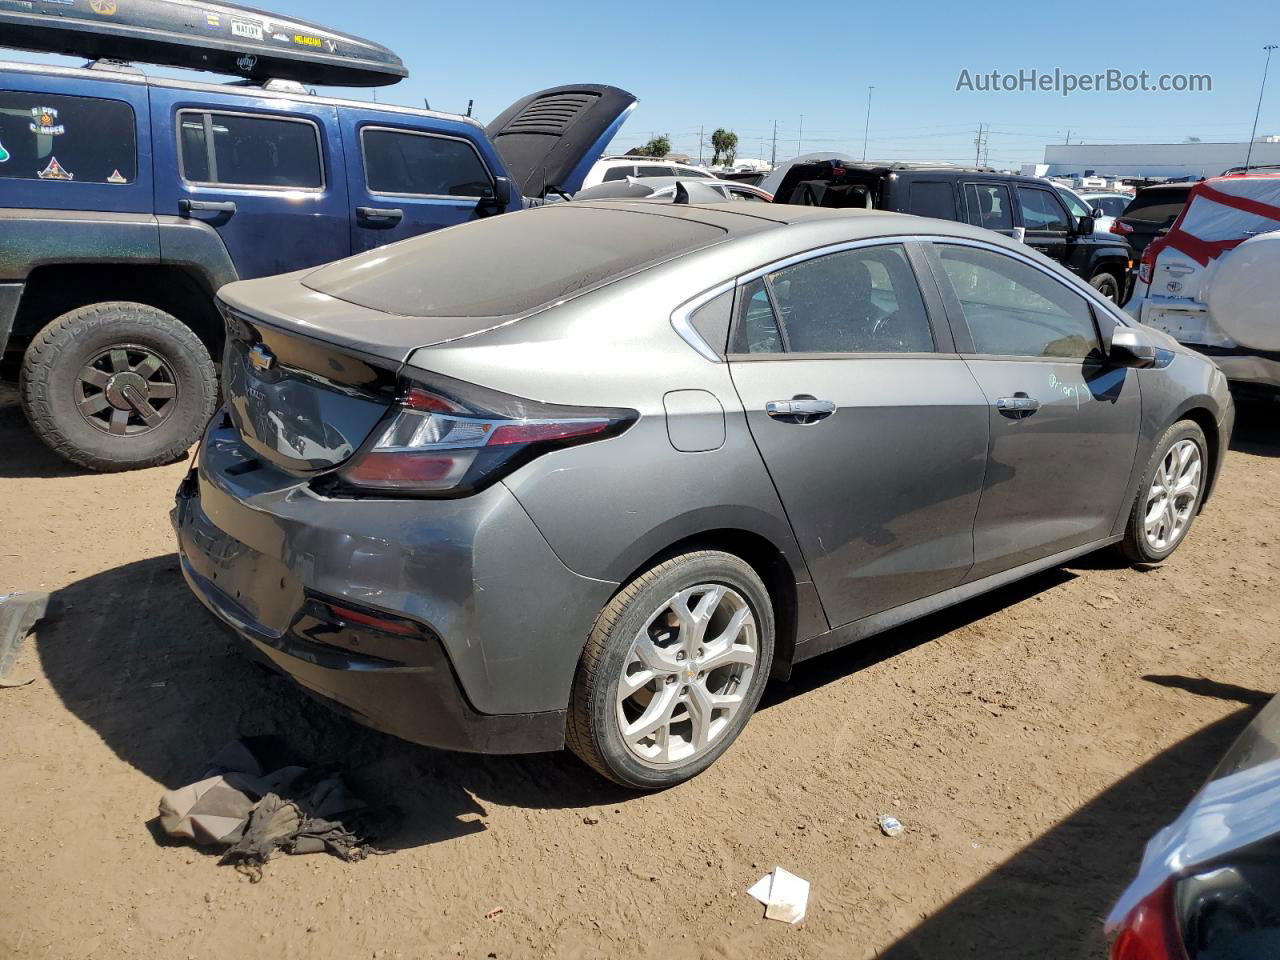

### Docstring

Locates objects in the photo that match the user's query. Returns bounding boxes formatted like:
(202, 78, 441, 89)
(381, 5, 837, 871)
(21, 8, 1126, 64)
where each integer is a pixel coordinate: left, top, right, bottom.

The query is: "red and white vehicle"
(1125, 174, 1280, 392)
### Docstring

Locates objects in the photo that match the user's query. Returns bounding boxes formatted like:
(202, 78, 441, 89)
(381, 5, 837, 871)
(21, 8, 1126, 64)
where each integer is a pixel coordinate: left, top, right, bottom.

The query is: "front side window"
(0, 90, 136, 184)
(964, 183, 1013, 231)
(731, 244, 934, 355)
(936, 244, 1100, 359)
(362, 128, 492, 197)
(1092, 196, 1130, 218)
(1018, 187, 1071, 232)
(1056, 189, 1091, 218)
(180, 111, 322, 189)
(907, 180, 957, 220)
(728, 187, 766, 202)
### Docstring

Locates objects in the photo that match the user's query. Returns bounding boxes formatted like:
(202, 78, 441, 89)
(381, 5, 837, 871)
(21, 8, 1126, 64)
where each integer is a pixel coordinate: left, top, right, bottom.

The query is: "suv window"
(180, 111, 322, 189)
(732, 244, 933, 354)
(1122, 187, 1192, 224)
(636, 165, 675, 177)
(936, 244, 1099, 358)
(907, 180, 957, 219)
(601, 165, 634, 182)
(362, 128, 492, 197)
(1056, 189, 1091, 218)
(676, 167, 712, 178)
(1018, 187, 1071, 232)
(964, 183, 1013, 231)
(1090, 196, 1129, 217)
(0, 91, 136, 184)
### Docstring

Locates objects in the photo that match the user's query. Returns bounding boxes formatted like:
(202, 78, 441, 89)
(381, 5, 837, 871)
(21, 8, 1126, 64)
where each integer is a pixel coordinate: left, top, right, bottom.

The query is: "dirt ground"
(1, 382, 1278, 960)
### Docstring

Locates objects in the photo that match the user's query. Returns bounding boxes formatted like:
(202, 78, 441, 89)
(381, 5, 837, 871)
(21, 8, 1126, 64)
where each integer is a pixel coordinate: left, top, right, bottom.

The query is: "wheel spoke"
(109, 348, 131, 373)
(108, 408, 130, 434)
(622, 685, 679, 744)
(133, 353, 163, 380)
(686, 683, 716, 752)
(700, 640, 756, 674)
(632, 635, 679, 676)
(78, 394, 110, 416)
(619, 667, 659, 699)
(79, 367, 111, 389)
(127, 393, 163, 425)
(672, 585, 725, 654)
(148, 382, 177, 400)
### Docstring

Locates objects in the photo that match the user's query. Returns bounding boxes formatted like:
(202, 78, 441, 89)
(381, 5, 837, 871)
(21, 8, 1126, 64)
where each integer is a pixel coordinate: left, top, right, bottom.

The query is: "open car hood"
(487, 84, 637, 198)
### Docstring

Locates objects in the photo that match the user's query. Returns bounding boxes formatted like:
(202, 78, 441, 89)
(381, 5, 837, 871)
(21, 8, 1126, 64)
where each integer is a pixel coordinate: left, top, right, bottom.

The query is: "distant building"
(1042, 139, 1280, 180)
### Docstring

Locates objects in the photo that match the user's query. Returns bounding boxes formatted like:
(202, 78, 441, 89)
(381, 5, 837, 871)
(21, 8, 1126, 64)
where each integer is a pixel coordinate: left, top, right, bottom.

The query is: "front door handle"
(995, 395, 1042, 419)
(766, 397, 836, 424)
(356, 206, 404, 224)
(179, 199, 237, 216)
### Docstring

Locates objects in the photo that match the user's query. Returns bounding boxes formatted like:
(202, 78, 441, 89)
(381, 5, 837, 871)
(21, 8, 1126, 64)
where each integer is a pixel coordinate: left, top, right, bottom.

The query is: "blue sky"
(5, 0, 1279, 168)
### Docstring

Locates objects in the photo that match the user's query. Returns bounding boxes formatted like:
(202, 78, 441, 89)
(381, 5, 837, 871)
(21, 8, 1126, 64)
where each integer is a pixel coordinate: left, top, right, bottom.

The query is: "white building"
(1042, 139, 1280, 180)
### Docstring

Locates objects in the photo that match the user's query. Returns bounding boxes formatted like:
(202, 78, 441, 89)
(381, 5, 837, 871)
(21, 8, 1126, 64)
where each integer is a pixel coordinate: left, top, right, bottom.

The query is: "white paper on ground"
(747, 866, 809, 924)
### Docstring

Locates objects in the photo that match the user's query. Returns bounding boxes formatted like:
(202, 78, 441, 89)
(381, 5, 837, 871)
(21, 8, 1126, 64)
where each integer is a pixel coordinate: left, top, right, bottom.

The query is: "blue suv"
(0, 57, 635, 470)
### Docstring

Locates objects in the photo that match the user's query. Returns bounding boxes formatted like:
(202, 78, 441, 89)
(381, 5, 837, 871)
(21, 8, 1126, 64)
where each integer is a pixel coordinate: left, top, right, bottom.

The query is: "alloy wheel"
(1144, 438, 1202, 551)
(74, 344, 179, 436)
(616, 583, 758, 766)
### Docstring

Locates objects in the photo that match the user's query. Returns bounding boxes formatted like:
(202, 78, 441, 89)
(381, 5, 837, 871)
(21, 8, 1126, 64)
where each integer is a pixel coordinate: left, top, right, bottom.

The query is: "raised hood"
(486, 84, 637, 198)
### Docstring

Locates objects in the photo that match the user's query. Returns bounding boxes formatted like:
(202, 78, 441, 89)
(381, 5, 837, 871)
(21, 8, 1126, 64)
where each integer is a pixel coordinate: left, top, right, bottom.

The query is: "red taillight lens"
(1138, 240, 1163, 285)
(1111, 880, 1186, 960)
(326, 603, 423, 637)
(335, 379, 636, 496)
(1111, 220, 1135, 236)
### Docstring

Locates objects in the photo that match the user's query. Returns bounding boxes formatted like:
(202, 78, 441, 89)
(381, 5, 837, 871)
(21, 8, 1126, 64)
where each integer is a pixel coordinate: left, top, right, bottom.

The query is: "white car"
(580, 156, 716, 189)
(1126, 173, 1280, 391)
(573, 176, 772, 203)
(1055, 185, 1127, 235)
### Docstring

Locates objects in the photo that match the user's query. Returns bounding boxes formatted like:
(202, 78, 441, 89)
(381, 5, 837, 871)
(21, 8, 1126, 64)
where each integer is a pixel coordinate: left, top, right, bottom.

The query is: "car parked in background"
(1083, 192, 1135, 220)
(1112, 182, 1197, 264)
(761, 159, 1133, 302)
(1055, 185, 1130, 235)
(574, 176, 772, 203)
(579, 155, 715, 189)
(174, 198, 1231, 790)
(1126, 174, 1280, 393)
(0, 55, 636, 472)
(1107, 694, 1280, 960)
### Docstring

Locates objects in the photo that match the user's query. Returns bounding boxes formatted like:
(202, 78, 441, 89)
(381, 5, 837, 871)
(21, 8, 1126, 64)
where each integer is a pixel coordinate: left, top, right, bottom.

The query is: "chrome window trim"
(358, 124, 495, 201)
(177, 107, 326, 192)
(670, 280, 736, 363)
(735, 234, 939, 284)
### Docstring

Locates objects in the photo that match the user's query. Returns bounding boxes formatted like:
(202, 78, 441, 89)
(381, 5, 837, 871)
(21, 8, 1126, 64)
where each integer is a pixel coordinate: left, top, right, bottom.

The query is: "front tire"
(1089, 271, 1121, 303)
(567, 551, 775, 789)
(1120, 420, 1208, 564)
(20, 302, 217, 472)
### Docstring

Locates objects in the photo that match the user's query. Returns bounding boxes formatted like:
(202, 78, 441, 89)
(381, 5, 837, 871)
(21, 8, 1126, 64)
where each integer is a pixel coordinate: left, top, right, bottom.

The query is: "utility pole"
(797, 114, 804, 155)
(697, 125, 704, 165)
(1246, 44, 1278, 171)
(862, 85, 874, 162)
(1065, 129, 1071, 145)
(973, 123, 986, 167)
(770, 119, 778, 167)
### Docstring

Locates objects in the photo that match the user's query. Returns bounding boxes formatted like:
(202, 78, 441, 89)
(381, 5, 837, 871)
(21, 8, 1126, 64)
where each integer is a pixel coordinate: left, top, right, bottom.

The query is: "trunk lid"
(486, 84, 637, 198)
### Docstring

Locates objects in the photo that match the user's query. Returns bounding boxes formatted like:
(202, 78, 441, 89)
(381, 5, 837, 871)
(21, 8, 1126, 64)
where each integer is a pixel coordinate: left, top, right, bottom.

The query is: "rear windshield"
(1122, 187, 1192, 224)
(304, 205, 727, 317)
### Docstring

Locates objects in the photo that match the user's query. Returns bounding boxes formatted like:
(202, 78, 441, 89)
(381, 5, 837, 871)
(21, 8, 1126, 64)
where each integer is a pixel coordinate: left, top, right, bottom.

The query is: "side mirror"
(1091, 206, 1106, 219)
(1109, 327, 1158, 368)
(1011, 226, 1027, 244)
(1075, 215, 1096, 235)
(493, 176, 514, 207)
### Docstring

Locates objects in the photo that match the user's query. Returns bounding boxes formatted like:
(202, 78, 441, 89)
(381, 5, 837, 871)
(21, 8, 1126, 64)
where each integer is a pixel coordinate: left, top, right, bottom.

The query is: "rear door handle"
(766, 398, 836, 424)
(995, 395, 1042, 419)
(356, 206, 404, 224)
(179, 199, 237, 216)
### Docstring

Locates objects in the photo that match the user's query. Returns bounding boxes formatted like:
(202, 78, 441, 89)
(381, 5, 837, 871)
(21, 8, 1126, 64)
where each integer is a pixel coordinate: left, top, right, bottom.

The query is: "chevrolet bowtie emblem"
(248, 344, 276, 371)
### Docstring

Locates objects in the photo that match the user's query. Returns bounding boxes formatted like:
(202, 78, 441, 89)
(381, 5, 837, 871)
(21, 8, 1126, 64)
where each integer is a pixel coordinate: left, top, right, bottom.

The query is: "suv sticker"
(204, 11, 220, 27)
(0, 141, 8, 163)
(88, 0, 117, 14)
(29, 106, 65, 137)
(37, 157, 74, 181)
(293, 34, 323, 47)
(107, 169, 127, 185)
(231, 18, 263, 40)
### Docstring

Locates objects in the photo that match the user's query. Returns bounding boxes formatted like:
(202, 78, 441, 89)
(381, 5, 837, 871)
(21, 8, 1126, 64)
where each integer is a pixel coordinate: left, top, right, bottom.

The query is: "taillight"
(334, 377, 636, 496)
(1111, 880, 1187, 960)
(1111, 219, 1135, 236)
(1138, 239, 1164, 285)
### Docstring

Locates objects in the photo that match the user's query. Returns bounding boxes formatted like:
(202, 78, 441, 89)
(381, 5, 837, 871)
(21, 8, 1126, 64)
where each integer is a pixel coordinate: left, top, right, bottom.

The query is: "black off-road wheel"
(20, 302, 217, 472)
(1089, 271, 1121, 303)
(567, 550, 775, 790)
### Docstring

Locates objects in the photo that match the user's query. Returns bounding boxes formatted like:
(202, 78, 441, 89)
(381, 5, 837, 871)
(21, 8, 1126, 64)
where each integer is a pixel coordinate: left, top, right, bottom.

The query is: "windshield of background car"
(1123, 188, 1192, 224)
(304, 205, 728, 317)
(0, 90, 137, 184)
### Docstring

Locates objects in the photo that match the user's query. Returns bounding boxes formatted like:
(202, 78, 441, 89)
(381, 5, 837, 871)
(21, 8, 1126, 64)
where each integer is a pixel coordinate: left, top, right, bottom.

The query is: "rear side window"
(1123, 188, 1192, 224)
(1018, 187, 1071, 232)
(907, 180, 957, 220)
(602, 165, 634, 182)
(732, 245, 934, 354)
(1091, 196, 1129, 217)
(676, 167, 712, 178)
(936, 244, 1099, 358)
(179, 111, 322, 189)
(0, 91, 136, 184)
(636, 165, 676, 177)
(964, 183, 1013, 230)
(361, 128, 492, 197)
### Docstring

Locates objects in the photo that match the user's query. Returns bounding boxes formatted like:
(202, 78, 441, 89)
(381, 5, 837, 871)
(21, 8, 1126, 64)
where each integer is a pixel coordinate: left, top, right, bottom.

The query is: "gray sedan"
(174, 200, 1234, 789)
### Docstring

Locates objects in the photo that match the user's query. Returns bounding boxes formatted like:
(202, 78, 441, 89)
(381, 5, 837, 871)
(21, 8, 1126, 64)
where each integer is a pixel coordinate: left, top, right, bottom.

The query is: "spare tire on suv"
(20, 302, 217, 472)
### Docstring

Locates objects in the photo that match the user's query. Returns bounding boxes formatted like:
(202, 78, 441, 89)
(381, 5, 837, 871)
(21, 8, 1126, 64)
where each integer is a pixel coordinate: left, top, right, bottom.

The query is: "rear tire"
(1089, 271, 1121, 303)
(20, 302, 217, 472)
(1119, 419, 1208, 564)
(567, 551, 774, 790)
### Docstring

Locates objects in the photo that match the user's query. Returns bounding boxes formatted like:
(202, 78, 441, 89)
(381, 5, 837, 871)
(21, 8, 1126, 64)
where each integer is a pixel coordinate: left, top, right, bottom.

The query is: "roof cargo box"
(0, 0, 406, 87)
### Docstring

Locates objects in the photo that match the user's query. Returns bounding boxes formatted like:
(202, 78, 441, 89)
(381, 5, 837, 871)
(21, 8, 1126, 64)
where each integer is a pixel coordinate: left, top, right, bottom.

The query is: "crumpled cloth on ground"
(158, 737, 401, 880)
